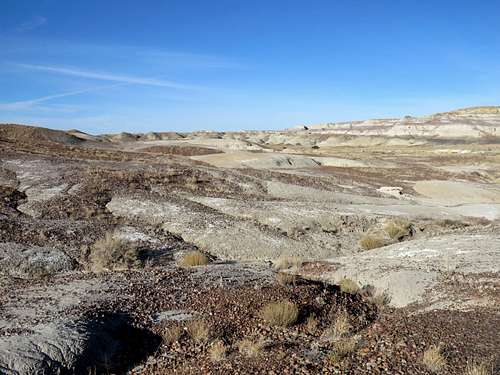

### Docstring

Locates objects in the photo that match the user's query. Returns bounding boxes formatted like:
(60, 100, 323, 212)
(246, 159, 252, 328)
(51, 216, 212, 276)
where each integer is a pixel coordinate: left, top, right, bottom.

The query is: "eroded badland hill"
(1, 107, 499, 374)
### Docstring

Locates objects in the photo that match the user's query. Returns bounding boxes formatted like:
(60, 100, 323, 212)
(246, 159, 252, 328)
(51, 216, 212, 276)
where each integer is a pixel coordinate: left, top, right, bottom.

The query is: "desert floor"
(1, 119, 499, 374)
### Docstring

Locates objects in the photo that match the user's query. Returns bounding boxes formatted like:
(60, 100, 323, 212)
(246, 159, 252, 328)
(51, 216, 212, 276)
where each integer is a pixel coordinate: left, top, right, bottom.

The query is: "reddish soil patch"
(65, 267, 499, 374)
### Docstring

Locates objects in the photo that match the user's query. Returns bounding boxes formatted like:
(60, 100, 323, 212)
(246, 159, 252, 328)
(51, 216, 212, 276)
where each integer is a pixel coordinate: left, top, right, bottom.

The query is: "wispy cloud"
(137, 50, 246, 69)
(16, 63, 202, 90)
(1, 38, 245, 72)
(15, 16, 47, 32)
(0, 84, 124, 111)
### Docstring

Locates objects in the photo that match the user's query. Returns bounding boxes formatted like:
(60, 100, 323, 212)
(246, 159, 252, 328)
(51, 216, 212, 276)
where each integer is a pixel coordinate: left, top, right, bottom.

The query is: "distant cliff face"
(302, 106, 500, 139)
(2, 106, 500, 149)
(435, 106, 500, 115)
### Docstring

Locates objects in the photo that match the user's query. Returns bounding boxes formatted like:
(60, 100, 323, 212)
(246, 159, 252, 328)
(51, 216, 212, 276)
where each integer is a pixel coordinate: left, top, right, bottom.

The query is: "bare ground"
(0, 119, 499, 374)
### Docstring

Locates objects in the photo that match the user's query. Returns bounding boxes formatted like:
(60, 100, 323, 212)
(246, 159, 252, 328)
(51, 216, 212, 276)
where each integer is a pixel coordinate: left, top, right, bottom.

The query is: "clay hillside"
(0, 106, 499, 374)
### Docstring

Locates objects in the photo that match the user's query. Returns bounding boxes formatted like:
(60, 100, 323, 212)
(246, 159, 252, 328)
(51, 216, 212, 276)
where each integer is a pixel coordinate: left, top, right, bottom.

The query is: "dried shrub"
(88, 232, 140, 272)
(435, 218, 469, 229)
(422, 345, 447, 373)
(360, 284, 376, 297)
(369, 290, 392, 307)
(237, 338, 267, 357)
(464, 362, 491, 375)
(339, 278, 360, 294)
(359, 234, 387, 250)
(273, 256, 303, 270)
(384, 218, 412, 239)
(179, 251, 209, 267)
(186, 320, 211, 343)
(328, 336, 359, 363)
(323, 311, 352, 341)
(261, 300, 299, 327)
(209, 340, 227, 362)
(185, 176, 201, 191)
(276, 272, 297, 286)
(161, 324, 183, 345)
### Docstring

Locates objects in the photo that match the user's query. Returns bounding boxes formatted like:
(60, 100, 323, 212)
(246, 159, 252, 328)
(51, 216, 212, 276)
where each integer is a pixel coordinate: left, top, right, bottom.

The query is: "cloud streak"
(0, 84, 124, 111)
(16, 16, 47, 32)
(17, 63, 202, 90)
(137, 50, 246, 69)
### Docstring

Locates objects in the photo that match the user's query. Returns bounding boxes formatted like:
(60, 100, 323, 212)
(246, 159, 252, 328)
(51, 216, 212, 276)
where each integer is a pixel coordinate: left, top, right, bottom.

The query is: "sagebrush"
(339, 278, 360, 294)
(237, 338, 267, 357)
(88, 232, 140, 272)
(359, 234, 387, 250)
(422, 345, 447, 373)
(180, 251, 209, 267)
(261, 300, 299, 327)
(186, 320, 211, 342)
(209, 340, 227, 362)
(276, 272, 297, 286)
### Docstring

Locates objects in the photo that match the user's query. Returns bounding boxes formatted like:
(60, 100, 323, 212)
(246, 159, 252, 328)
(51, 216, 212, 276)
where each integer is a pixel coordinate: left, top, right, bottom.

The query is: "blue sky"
(1, 0, 499, 133)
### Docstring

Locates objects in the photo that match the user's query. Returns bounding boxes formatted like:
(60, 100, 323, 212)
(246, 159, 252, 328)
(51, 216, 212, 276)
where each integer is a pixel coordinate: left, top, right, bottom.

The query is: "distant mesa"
(435, 106, 500, 116)
(296, 105, 500, 140)
(1, 105, 499, 148)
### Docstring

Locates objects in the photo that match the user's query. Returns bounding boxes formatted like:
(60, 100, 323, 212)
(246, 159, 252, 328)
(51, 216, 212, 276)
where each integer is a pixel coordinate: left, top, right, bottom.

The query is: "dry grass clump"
(88, 232, 140, 272)
(361, 285, 391, 308)
(339, 278, 360, 294)
(185, 175, 201, 191)
(237, 338, 267, 357)
(305, 315, 318, 334)
(209, 340, 228, 362)
(383, 218, 412, 239)
(276, 272, 297, 286)
(328, 336, 359, 363)
(422, 345, 447, 373)
(359, 234, 387, 250)
(261, 300, 299, 327)
(161, 324, 183, 346)
(186, 320, 211, 343)
(335, 336, 359, 355)
(464, 362, 491, 375)
(435, 218, 469, 229)
(369, 290, 392, 307)
(323, 311, 352, 341)
(179, 251, 209, 267)
(273, 256, 303, 270)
